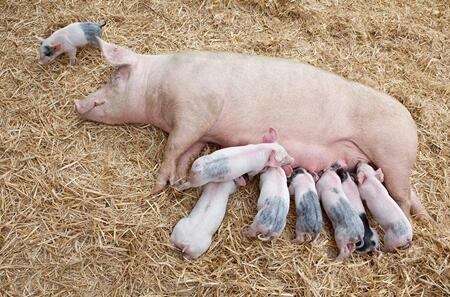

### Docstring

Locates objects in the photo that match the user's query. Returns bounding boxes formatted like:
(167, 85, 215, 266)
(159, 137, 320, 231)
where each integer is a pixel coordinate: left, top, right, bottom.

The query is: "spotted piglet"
(177, 128, 294, 191)
(336, 169, 380, 253)
(356, 163, 413, 252)
(37, 21, 106, 65)
(247, 167, 290, 241)
(288, 168, 322, 244)
(316, 166, 364, 261)
(171, 181, 236, 259)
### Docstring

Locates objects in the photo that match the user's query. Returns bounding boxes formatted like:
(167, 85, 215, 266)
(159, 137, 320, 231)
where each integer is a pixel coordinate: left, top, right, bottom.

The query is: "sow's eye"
(111, 73, 121, 85)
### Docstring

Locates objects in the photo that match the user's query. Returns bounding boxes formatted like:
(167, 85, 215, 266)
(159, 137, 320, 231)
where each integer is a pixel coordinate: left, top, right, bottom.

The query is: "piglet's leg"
(335, 239, 351, 261)
(234, 176, 247, 187)
(67, 47, 77, 65)
(292, 233, 305, 244)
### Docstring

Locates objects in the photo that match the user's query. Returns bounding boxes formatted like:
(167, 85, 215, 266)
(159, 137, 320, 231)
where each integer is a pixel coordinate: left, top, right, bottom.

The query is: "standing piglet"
(337, 169, 380, 253)
(356, 163, 413, 252)
(288, 168, 322, 244)
(177, 128, 294, 191)
(316, 166, 364, 261)
(247, 167, 290, 241)
(171, 180, 236, 260)
(37, 21, 106, 65)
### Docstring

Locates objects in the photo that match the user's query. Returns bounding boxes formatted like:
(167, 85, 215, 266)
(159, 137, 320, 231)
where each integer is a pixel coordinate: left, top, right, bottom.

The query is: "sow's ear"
(262, 127, 278, 143)
(97, 37, 137, 66)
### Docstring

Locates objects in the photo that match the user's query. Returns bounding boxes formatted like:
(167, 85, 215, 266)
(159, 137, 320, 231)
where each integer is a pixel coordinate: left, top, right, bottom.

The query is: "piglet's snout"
(74, 100, 82, 113)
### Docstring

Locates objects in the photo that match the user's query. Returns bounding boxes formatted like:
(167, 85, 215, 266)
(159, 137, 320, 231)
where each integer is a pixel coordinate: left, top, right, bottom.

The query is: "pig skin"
(75, 38, 428, 219)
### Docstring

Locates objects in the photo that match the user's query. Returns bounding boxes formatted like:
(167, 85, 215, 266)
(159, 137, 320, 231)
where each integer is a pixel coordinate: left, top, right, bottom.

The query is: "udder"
(285, 140, 369, 172)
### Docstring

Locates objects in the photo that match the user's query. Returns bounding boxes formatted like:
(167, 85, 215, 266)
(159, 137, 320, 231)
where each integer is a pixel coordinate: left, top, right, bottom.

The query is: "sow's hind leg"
(366, 117, 430, 220)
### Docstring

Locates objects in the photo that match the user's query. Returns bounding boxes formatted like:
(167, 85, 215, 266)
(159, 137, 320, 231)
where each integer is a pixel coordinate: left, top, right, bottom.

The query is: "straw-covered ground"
(1, 0, 449, 296)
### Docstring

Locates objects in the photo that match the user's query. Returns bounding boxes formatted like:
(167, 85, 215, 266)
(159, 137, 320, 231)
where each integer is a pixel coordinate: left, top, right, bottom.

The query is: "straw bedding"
(0, 0, 449, 296)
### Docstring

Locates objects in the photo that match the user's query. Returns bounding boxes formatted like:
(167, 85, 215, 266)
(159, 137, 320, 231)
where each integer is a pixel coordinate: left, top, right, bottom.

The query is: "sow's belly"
(205, 130, 369, 173)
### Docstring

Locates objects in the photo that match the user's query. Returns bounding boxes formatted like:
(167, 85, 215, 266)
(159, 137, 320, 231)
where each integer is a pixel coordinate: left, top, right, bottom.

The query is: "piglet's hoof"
(150, 181, 167, 195)
(173, 181, 191, 192)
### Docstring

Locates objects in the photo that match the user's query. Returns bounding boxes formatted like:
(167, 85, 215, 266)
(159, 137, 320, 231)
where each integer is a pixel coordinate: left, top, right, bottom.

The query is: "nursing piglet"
(37, 21, 106, 65)
(178, 128, 294, 191)
(356, 163, 413, 252)
(171, 180, 236, 259)
(247, 167, 290, 241)
(337, 169, 380, 253)
(288, 168, 322, 244)
(316, 167, 364, 261)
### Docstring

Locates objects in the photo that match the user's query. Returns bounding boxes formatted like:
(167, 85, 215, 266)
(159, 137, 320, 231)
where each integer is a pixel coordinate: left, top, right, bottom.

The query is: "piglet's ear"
(267, 150, 281, 167)
(310, 171, 319, 182)
(375, 168, 384, 182)
(51, 43, 63, 52)
(97, 37, 137, 66)
(282, 165, 293, 177)
(357, 172, 366, 185)
(262, 127, 278, 143)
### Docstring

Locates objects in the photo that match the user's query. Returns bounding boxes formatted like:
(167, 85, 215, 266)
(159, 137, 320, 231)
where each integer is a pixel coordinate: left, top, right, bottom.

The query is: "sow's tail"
(98, 20, 107, 28)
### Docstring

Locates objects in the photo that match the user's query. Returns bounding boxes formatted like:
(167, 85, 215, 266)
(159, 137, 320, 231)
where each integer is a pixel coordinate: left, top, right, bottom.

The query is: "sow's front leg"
(151, 124, 206, 194)
(174, 142, 207, 185)
(151, 97, 222, 194)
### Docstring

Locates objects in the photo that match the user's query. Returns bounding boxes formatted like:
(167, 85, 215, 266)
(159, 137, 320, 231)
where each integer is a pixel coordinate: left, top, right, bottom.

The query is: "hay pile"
(1, 0, 449, 296)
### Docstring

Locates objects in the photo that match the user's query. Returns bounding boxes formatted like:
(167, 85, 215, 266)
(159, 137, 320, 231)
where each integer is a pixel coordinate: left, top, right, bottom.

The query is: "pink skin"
(37, 23, 96, 65)
(316, 168, 364, 261)
(177, 128, 294, 191)
(246, 167, 290, 241)
(170, 181, 236, 260)
(75, 38, 428, 220)
(356, 163, 413, 252)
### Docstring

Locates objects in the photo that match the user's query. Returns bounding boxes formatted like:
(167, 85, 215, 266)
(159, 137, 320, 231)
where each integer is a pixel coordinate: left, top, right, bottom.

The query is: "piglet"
(336, 169, 380, 253)
(177, 128, 294, 191)
(37, 21, 106, 65)
(247, 167, 290, 241)
(356, 163, 413, 252)
(316, 166, 364, 261)
(171, 180, 236, 259)
(288, 168, 322, 244)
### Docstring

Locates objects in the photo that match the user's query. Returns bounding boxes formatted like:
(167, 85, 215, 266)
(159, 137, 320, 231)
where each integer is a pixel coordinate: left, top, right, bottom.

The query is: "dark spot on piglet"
(80, 22, 103, 46)
(356, 213, 378, 253)
(203, 154, 231, 178)
(336, 168, 349, 182)
(257, 196, 289, 238)
(43, 45, 54, 57)
(392, 221, 409, 237)
(296, 190, 322, 237)
(327, 198, 364, 243)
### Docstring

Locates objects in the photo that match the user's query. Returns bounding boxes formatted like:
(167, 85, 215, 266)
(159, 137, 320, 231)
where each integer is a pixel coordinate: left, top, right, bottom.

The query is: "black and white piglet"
(316, 166, 364, 261)
(288, 168, 322, 244)
(337, 169, 380, 253)
(37, 21, 106, 65)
